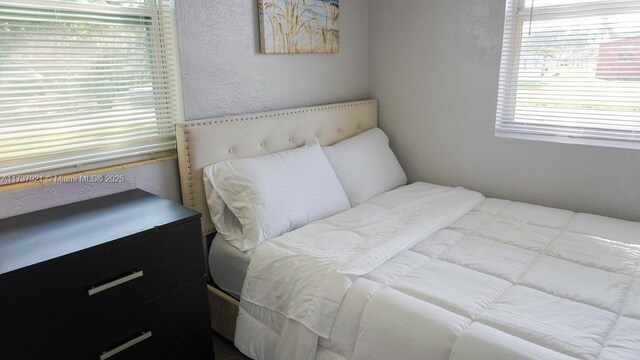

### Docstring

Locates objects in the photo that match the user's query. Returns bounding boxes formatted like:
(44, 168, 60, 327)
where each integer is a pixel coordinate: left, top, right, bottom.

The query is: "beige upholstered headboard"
(176, 99, 379, 236)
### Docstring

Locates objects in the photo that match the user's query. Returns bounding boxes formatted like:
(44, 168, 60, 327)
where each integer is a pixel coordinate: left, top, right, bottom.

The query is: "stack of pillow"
(203, 128, 407, 252)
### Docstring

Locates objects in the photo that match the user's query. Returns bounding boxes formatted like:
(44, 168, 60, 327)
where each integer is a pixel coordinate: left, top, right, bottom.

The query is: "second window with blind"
(496, 0, 640, 149)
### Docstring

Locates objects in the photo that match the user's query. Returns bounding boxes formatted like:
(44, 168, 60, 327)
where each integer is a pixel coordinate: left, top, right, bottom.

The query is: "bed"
(176, 100, 640, 360)
(176, 100, 379, 340)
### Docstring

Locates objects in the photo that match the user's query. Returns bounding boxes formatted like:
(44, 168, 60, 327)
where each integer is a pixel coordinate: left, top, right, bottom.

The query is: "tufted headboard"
(176, 99, 379, 236)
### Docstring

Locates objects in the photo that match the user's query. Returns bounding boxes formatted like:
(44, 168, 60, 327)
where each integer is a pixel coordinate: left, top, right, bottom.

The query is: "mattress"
(235, 182, 640, 360)
(208, 232, 252, 299)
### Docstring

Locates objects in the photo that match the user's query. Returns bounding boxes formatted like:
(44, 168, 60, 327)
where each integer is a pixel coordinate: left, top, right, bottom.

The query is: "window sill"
(0, 154, 177, 192)
(496, 132, 640, 151)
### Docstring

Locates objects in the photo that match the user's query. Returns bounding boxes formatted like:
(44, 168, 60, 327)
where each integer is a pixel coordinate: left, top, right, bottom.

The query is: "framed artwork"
(258, 0, 340, 54)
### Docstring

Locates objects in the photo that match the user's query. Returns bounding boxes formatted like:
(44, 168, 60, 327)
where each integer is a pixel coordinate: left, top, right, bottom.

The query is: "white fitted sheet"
(208, 232, 252, 299)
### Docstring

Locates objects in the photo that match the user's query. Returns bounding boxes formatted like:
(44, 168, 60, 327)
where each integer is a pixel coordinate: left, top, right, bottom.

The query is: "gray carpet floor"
(212, 331, 251, 360)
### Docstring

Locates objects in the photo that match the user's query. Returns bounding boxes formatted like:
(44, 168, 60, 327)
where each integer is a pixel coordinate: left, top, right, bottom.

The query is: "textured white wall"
(369, 0, 640, 222)
(176, 0, 369, 120)
(0, 0, 369, 219)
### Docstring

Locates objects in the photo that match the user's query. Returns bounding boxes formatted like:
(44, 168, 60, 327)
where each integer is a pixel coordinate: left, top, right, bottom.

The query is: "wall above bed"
(368, 0, 640, 222)
(176, 0, 369, 120)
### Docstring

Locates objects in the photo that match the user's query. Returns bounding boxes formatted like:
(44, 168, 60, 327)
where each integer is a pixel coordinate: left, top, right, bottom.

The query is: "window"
(0, 0, 182, 180)
(496, 0, 640, 149)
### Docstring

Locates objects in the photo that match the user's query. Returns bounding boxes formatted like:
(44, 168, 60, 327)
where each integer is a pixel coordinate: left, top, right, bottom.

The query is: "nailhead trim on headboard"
(177, 99, 379, 236)
(180, 100, 378, 210)
(182, 100, 378, 128)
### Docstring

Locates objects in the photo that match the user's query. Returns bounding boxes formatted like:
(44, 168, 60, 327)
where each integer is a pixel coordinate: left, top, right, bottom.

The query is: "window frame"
(495, 0, 640, 150)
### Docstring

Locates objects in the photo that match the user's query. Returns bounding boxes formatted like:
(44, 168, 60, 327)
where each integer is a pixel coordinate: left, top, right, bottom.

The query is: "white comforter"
(235, 183, 640, 360)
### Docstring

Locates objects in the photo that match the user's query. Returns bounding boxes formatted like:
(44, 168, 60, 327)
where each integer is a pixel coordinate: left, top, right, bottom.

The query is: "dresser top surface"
(0, 189, 200, 280)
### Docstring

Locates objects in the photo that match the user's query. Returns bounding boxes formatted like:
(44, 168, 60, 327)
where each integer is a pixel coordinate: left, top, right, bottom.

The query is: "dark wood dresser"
(0, 189, 214, 360)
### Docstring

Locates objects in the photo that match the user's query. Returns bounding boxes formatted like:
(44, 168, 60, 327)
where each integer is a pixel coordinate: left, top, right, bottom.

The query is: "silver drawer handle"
(88, 270, 144, 296)
(99, 331, 152, 360)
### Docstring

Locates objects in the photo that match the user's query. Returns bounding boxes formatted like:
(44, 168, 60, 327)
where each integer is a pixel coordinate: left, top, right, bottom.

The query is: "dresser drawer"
(19, 277, 210, 360)
(0, 219, 205, 359)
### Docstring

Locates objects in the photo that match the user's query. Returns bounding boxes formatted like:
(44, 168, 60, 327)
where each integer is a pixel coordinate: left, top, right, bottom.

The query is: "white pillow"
(202, 174, 244, 249)
(323, 128, 407, 206)
(203, 142, 350, 252)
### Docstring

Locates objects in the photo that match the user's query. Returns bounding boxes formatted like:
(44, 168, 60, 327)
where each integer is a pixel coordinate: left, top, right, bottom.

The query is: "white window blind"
(0, 0, 182, 179)
(496, 0, 640, 149)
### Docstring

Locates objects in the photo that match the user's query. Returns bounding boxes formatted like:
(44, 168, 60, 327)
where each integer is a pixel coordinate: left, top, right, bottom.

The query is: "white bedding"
(235, 182, 640, 360)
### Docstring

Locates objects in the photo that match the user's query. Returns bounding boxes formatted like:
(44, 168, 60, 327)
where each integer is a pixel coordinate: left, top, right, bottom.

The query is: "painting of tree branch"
(258, 0, 339, 54)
